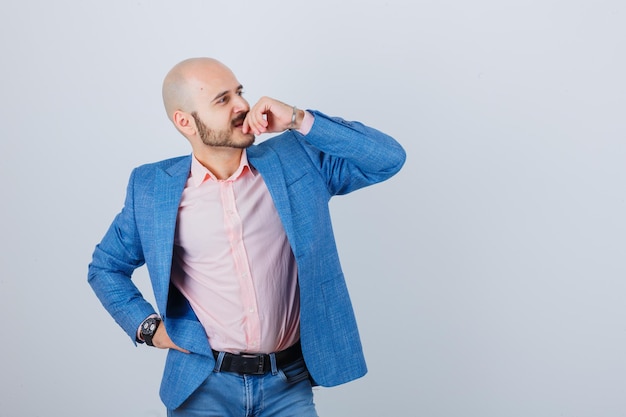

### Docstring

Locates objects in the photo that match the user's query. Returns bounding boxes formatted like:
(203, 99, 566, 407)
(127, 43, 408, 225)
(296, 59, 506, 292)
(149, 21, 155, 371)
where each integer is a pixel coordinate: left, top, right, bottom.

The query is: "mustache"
(231, 112, 248, 127)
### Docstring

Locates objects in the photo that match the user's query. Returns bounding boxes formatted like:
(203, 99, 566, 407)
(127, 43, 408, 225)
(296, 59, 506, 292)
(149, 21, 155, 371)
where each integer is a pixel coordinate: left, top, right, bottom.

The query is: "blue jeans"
(168, 355, 318, 417)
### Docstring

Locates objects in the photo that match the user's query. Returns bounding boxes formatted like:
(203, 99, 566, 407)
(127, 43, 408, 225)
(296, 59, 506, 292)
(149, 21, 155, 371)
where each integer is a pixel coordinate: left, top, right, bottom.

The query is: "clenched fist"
(242, 96, 305, 135)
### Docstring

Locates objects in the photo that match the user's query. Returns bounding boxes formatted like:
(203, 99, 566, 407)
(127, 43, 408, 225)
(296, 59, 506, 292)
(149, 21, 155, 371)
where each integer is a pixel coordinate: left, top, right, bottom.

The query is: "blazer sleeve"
(87, 168, 156, 343)
(295, 110, 406, 195)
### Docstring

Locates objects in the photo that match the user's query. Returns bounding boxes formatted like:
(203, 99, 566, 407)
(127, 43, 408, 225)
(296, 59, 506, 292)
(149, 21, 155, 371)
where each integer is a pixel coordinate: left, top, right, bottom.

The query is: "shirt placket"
(220, 180, 262, 352)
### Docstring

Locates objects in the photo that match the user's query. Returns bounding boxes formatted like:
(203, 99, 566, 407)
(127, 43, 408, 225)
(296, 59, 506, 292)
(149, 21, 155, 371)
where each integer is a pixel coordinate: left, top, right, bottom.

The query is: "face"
(186, 65, 255, 149)
(191, 100, 253, 148)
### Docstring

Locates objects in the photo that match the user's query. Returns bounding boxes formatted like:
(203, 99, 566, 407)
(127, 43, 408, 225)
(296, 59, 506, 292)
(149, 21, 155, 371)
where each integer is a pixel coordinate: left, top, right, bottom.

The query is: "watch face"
(141, 318, 160, 346)
(142, 318, 158, 335)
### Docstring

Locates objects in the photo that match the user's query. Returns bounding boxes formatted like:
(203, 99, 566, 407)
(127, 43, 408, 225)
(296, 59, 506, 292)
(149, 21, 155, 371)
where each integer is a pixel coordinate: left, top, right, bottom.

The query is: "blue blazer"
(88, 111, 406, 409)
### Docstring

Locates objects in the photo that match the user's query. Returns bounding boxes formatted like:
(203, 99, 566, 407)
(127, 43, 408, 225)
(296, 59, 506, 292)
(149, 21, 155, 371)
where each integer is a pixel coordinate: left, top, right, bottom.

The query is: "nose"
(232, 94, 249, 114)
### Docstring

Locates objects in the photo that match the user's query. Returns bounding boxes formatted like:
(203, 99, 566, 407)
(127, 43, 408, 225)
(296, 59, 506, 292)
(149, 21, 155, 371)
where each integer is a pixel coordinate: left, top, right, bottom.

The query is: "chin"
(239, 133, 256, 147)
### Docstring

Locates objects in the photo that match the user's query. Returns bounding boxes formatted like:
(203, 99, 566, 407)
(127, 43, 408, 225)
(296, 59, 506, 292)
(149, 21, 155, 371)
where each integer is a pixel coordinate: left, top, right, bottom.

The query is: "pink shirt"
(170, 112, 315, 354)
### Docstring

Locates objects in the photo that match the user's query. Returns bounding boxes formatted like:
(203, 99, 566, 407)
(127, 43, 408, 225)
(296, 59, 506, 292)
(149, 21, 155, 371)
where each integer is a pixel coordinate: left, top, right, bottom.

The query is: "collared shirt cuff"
(296, 110, 314, 135)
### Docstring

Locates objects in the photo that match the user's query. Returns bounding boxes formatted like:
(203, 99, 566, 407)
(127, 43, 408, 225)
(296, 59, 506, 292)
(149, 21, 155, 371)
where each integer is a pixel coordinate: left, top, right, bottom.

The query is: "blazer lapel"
(247, 147, 296, 253)
(151, 156, 191, 306)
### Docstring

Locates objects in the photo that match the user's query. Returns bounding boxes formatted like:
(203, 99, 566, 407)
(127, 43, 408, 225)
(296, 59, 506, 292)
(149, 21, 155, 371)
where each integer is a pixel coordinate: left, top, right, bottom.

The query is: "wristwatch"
(140, 317, 161, 347)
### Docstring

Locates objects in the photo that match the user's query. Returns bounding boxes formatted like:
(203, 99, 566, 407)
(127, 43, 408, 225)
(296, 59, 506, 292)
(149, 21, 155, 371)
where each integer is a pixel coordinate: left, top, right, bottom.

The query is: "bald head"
(161, 57, 235, 120)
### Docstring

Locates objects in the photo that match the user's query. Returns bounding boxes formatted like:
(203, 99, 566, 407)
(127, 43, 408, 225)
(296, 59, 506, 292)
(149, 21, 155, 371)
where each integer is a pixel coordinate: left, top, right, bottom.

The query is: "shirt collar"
(190, 150, 256, 187)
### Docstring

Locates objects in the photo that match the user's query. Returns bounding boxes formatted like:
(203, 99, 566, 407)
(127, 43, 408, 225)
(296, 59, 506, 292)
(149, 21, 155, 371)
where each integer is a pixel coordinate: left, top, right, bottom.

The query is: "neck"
(193, 147, 244, 180)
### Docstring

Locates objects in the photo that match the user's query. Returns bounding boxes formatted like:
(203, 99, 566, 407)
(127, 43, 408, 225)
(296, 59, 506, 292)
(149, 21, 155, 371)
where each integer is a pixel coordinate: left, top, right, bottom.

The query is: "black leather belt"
(212, 341, 302, 375)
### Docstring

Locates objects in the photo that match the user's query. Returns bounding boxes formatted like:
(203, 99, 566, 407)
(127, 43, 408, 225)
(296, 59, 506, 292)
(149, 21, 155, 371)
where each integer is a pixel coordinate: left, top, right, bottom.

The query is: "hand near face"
(242, 96, 304, 135)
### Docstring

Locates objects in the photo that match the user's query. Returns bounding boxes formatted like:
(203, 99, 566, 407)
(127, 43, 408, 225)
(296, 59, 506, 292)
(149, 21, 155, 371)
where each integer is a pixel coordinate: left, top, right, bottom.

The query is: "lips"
(232, 113, 247, 128)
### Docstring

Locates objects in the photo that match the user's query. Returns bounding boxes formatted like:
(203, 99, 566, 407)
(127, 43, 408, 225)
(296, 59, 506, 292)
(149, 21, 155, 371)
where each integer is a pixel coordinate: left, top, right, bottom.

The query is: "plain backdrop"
(1, 1, 625, 416)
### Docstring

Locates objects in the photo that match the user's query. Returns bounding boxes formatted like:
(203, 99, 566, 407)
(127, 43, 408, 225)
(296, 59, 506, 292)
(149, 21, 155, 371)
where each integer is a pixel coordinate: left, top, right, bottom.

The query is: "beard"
(192, 112, 255, 149)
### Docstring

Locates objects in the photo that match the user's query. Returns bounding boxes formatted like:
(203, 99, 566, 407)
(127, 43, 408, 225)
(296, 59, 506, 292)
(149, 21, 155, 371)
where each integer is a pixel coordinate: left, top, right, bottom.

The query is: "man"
(88, 57, 406, 416)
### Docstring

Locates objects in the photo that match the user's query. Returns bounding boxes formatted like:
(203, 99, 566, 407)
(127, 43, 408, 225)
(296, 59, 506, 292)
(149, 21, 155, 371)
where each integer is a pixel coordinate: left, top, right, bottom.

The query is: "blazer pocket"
(285, 171, 311, 187)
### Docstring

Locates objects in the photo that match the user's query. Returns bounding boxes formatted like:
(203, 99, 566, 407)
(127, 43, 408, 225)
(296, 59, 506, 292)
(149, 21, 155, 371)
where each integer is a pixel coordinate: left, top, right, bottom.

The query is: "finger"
(156, 338, 189, 354)
(243, 112, 262, 135)
(242, 115, 251, 134)
(245, 106, 268, 135)
(168, 343, 190, 354)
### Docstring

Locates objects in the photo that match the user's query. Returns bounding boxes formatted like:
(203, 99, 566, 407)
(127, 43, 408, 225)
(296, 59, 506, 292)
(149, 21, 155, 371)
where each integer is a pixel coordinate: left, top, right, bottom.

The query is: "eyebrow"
(212, 85, 244, 102)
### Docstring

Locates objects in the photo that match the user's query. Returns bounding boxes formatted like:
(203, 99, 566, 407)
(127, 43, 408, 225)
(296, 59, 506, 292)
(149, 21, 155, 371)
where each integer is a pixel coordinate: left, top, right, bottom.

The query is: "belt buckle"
(241, 353, 266, 375)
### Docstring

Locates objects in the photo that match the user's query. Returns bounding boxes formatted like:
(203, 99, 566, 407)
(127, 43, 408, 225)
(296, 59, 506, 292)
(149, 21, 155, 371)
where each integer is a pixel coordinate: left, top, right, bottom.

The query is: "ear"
(173, 110, 196, 136)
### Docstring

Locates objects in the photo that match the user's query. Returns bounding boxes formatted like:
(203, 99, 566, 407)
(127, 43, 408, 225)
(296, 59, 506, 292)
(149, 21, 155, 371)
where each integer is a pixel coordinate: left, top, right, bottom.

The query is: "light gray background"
(1, 0, 624, 416)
